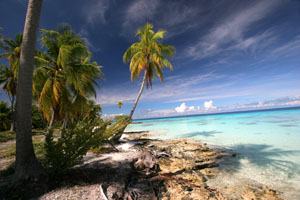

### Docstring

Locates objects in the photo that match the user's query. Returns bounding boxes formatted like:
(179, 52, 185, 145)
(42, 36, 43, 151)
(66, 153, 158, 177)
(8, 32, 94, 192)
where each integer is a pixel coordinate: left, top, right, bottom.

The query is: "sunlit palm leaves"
(123, 23, 174, 87)
(0, 65, 17, 101)
(123, 23, 175, 119)
(0, 34, 23, 130)
(34, 24, 103, 124)
(0, 33, 23, 96)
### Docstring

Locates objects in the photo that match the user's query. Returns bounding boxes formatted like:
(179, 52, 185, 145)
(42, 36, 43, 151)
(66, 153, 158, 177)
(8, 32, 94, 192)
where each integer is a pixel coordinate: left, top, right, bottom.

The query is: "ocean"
(125, 107, 300, 199)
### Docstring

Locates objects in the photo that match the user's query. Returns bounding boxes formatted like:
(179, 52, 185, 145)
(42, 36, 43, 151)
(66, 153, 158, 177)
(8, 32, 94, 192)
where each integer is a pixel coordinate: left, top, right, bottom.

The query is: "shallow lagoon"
(125, 108, 300, 199)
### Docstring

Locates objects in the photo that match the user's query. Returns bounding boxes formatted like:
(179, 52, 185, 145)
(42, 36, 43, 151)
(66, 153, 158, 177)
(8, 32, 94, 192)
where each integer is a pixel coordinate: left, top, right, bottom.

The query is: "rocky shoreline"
(40, 131, 283, 200)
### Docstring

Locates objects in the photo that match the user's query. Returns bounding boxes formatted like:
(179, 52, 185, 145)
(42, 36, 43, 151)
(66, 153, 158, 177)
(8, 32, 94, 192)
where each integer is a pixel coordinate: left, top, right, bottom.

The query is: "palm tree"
(123, 23, 175, 120)
(0, 34, 23, 131)
(33, 25, 103, 128)
(14, 0, 44, 182)
(0, 65, 17, 131)
(117, 101, 123, 109)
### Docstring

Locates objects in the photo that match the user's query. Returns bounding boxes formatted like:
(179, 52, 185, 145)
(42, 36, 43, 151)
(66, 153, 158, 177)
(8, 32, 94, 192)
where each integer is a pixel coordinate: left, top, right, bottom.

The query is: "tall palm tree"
(123, 23, 175, 120)
(33, 25, 103, 128)
(14, 0, 44, 182)
(0, 34, 23, 131)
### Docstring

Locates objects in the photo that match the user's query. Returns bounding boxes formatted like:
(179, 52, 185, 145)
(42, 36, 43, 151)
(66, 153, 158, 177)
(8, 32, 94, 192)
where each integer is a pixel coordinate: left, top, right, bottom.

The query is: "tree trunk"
(10, 121, 14, 132)
(129, 71, 147, 120)
(48, 110, 55, 129)
(10, 97, 15, 132)
(14, 0, 45, 183)
(62, 117, 67, 130)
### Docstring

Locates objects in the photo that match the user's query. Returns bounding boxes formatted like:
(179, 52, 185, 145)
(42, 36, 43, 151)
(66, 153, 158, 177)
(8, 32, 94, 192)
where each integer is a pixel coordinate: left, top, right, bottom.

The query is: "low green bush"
(0, 101, 11, 132)
(0, 131, 15, 143)
(106, 115, 130, 143)
(44, 119, 110, 173)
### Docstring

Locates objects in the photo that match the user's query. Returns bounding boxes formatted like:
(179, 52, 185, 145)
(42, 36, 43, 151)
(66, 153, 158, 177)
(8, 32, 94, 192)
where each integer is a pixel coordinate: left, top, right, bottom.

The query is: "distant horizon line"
(133, 106, 300, 121)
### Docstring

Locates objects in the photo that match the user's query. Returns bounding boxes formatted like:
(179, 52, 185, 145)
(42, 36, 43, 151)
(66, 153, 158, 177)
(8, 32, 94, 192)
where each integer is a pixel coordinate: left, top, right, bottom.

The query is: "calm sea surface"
(125, 108, 300, 199)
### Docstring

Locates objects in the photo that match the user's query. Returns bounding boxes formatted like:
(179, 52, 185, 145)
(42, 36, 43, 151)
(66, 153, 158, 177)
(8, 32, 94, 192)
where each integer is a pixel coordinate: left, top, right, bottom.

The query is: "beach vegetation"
(33, 24, 104, 129)
(32, 104, 47, 129)
(0, 130, 15, 143)
(123, 23, 175, 120)
(44, 118, 109, 173)
(117, 101, 123, 109)
(0, 101, 11, 132)
(0, 34, 23, 131)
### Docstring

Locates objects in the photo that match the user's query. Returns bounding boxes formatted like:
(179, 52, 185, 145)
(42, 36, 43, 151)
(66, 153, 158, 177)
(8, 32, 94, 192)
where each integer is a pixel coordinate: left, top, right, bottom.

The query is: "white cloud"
(122, 0, 160, 35)
(204, 100, 216, 110)
(175, 103, 197, 113)
(121, 0, 203, 38)
(221, 96, 300, 111)
(188, 106, 195, 112)
(175, 103, 187, 113)
(234, 29, 276, 52)
(135, 96, 300, 119)
(79, 27, 101, 52)
(186, 0, 281, 60)
(286, 100, 300, 106)
(102, 113, 124, 120)
(97, 72, 226, 106)
(82, 0, 109, 25)
(269, 35, 300, 59)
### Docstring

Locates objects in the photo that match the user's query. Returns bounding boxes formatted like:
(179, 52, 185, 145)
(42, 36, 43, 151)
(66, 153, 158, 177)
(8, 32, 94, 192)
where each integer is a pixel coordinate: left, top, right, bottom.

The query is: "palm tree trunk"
(48, 110, 55, 129)
(62, 117, 67, 129)
(129, 71, 147, 120)
(10, 121, 14, 132)
(14, 0, 45, 183)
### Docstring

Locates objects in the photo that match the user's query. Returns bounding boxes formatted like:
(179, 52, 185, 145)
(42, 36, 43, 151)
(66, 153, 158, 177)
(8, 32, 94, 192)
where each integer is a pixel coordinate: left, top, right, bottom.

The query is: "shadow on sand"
(216, 144, 300, 177)
(0, 153, 164, 199)
(181, 130, 222, 138)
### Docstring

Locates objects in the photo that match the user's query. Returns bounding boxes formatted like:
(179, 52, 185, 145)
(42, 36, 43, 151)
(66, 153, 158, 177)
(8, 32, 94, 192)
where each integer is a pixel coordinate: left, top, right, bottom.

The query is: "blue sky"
(0, 0, 300, 119)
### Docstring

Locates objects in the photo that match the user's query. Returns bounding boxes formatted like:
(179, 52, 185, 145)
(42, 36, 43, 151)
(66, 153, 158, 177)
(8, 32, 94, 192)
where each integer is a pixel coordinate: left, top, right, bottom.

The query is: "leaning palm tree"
(33, 25, 103, 128)
(0, 34, 22, 131)
(123, 23, 175, 120)
(14, 0, 44, 183)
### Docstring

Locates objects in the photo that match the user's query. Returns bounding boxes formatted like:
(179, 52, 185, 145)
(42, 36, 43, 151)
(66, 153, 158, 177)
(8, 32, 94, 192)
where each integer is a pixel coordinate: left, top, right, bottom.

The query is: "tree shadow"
(181, 130, 222, 138)
(216, 144, 300, 177)
(0, 152, 164, 199)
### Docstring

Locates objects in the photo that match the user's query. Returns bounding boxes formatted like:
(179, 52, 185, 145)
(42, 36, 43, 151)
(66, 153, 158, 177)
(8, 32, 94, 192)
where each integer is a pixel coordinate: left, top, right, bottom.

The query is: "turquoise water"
(125, 108, 300, 199)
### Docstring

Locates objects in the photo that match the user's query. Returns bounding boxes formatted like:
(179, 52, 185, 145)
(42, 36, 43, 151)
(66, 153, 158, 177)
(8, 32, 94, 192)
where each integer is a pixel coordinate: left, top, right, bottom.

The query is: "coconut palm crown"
(123, 23, 175, 119)
(33, 24, 103, 127)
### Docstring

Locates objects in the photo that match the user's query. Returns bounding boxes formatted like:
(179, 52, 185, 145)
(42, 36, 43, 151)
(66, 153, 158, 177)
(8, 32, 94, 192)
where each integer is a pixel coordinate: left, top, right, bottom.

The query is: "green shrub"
(0, 131, 15, 143)
(106, 115, 130, 143)
(0, 101, 11, 131)
(32, 104, 47, 129)
(114, 114, 129, 122)
(44, 119, 110, 173)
